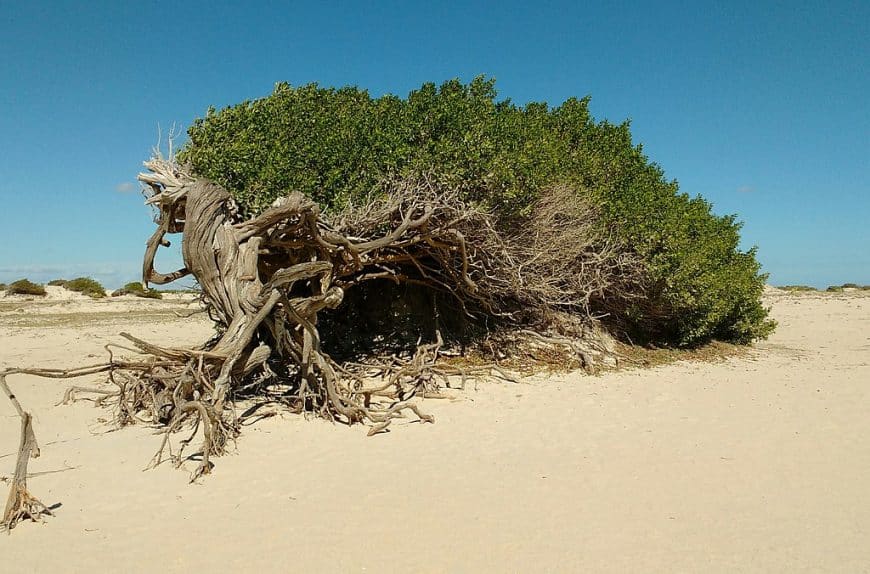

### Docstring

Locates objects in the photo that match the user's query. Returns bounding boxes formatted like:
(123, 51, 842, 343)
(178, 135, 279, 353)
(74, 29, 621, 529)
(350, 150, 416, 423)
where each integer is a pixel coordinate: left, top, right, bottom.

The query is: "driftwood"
(1, 371, 51, 531)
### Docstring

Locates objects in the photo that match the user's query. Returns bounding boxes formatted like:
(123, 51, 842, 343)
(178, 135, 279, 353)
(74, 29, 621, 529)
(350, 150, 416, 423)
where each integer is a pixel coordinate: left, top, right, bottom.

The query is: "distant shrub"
(123, 281, 147, 293)
(47, 279, 68, 286)
(63, 277, 107, 298)
(159, 288, 201, 295)
(838, 283, 870, 290)
(141, 290, 163, 299)
(112, 281, 162, 299)
(826, 285, 844, 292)
(0, 283, 6, 290)
(780, 285, 817, 292)
(7, 279, 47, 296)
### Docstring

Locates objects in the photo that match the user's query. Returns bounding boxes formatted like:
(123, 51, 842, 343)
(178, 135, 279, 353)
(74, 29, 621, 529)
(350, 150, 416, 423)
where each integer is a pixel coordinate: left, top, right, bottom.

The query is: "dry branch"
(1, 372, 52, 531)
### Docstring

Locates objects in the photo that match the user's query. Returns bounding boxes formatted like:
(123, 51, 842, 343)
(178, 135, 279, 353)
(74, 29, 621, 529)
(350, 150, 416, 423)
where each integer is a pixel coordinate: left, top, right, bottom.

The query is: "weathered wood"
(1, 373, 51, 531)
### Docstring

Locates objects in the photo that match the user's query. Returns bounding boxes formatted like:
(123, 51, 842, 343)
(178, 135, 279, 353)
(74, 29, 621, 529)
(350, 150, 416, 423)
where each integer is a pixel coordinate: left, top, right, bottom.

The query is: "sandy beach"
(1, 287, 868, 572)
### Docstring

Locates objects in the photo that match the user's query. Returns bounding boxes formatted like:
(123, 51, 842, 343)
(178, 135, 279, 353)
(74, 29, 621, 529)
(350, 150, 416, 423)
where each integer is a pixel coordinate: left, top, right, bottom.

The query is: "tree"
(2, 78, 773, 530)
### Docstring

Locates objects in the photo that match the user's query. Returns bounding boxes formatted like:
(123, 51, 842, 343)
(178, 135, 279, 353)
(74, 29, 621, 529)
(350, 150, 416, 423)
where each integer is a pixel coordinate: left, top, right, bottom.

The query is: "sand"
(1, 287, 868, 572)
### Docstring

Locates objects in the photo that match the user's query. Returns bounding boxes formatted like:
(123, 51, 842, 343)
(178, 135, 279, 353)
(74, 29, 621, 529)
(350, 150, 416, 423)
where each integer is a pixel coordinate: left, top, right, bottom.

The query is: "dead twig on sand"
(1, 371, 52, 531)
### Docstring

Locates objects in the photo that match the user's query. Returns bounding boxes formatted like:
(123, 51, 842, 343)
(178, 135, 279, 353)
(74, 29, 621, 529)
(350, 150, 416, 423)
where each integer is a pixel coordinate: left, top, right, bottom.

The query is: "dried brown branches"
(513, 184, 644, 316)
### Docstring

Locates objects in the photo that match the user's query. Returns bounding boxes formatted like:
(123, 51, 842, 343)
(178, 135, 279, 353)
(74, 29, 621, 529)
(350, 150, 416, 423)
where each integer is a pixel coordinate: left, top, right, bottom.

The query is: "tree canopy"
(179, 77, 774, 346)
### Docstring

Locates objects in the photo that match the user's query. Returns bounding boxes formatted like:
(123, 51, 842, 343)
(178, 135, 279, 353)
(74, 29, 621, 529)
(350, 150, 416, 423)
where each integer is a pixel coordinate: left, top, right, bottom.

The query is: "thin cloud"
(115, 182, 136, 193)
(736, 185, 754, 194)
(0, 264, 68, 276)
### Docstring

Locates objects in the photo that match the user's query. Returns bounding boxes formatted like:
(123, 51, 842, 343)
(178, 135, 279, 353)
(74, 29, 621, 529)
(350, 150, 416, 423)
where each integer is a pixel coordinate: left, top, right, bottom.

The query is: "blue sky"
(1, 1, 867, 288)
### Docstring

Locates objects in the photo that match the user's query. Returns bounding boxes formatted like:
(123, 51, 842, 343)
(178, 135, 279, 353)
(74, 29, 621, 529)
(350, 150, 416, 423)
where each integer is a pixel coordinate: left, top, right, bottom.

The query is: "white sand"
(1, 289, 868, 572)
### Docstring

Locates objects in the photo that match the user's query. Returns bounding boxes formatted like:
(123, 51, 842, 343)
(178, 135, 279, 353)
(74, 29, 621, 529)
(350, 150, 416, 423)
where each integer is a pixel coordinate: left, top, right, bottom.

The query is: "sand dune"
(1, 288, 868, 572)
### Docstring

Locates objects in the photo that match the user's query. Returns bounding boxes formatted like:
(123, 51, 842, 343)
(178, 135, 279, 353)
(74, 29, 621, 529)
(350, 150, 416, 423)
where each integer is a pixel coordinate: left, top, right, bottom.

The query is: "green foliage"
(779, 285, 817, 291)
(47, 278, 68, 286)
(7, 279, 47, 296)
(180, 78, 774, 346)
(63, 277, 106, 298)
(121, 281, 146, 293)
(826, 285, 845, 292)
(0, 283, 6, 290)
(112, 281, 163, 299)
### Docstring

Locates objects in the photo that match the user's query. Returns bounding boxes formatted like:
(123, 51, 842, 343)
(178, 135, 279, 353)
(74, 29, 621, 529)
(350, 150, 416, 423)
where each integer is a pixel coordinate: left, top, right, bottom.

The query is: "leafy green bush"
(121, 281, 146, 293)
(47, 279, 68, 286)
(826, 285, 845, 292)
(179, 77, 774, 346)
(7, 279, 47, 296)
(112, 281, 162, 299)
(780, 285, 817, 292)
(63, 277, 106, 298)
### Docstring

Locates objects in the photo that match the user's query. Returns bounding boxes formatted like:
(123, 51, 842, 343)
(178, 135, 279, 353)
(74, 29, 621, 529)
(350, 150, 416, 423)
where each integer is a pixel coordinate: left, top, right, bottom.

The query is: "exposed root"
(146, 399, 231, 482)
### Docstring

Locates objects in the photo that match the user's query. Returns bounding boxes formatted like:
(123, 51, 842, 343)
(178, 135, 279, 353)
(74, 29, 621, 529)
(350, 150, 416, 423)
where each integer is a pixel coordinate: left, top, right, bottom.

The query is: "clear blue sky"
(1, 1, 867, 288)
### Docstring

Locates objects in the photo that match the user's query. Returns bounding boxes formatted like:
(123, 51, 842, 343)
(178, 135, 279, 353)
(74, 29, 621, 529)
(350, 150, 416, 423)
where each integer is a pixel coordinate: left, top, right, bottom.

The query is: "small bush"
(112, 281, 162, 299)
(123, 281, 147, 294)
(779, 285, 817, 292)
(0, 283, 6, 290)
(826, 285, 844, 292)
(47, 279, 68, 286)
(63, 277, 107, 298)
(7, 279, 47, 296)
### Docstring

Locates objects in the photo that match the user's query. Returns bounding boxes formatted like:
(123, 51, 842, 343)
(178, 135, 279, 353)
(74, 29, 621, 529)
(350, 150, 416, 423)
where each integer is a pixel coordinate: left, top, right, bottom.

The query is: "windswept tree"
(3, 78, 772, 530)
